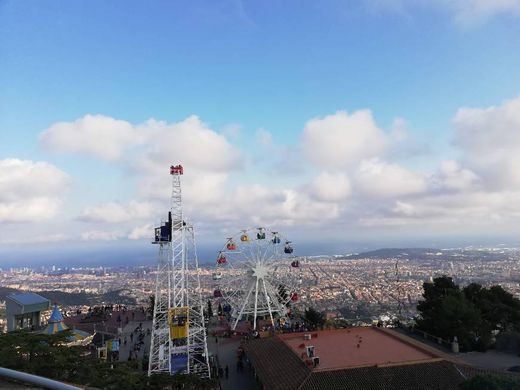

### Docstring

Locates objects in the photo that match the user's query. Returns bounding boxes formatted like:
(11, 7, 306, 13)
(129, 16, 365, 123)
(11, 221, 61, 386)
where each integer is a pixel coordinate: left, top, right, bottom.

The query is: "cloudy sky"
(1, 1, 520, 264)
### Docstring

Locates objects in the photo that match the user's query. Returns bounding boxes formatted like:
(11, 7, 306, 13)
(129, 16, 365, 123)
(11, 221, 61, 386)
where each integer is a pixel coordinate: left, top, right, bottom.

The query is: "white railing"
(0, 367, 81, 390)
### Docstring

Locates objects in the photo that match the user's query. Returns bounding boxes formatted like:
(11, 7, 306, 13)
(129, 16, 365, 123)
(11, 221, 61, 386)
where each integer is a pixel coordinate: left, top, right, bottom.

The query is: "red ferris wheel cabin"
(170, 165, 184, 175)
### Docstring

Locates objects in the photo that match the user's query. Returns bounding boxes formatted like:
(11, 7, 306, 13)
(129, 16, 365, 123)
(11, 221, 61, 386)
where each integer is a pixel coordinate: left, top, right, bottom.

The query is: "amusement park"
(5, 2, 520, 387)
(147, 164, 307, 388)
(3, 164, 520, 390)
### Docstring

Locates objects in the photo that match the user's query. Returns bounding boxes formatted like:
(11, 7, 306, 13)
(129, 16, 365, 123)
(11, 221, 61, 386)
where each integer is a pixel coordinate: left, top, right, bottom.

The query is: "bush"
(459, 374, 520, 390)
(495, 332, 520, 355)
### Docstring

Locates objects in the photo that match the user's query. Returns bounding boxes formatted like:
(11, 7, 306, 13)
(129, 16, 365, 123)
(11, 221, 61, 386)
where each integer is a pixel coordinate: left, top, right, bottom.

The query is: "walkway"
(395, 327, 520, 371)
(118, 319, 152, 365)
(458, 350, 520, 371)
(207, 335, 261, 390)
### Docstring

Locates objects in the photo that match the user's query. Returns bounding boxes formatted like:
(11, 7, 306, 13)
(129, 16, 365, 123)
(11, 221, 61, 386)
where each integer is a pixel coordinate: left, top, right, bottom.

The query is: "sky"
(1, 0, 520, 266)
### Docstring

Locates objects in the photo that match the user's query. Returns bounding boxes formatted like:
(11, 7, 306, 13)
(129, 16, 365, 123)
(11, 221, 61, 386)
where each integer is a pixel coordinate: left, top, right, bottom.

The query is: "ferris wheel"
(212, 227, 302, 330)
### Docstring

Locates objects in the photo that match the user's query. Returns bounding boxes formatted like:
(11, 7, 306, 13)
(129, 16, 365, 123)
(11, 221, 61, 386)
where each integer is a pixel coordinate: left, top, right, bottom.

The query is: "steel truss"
(148, 167, 210, 378)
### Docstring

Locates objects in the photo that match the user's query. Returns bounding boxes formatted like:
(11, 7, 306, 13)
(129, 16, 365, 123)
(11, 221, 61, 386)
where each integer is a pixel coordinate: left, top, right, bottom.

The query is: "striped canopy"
(42, 304, 93, 346)
(43, 305, 69, 335)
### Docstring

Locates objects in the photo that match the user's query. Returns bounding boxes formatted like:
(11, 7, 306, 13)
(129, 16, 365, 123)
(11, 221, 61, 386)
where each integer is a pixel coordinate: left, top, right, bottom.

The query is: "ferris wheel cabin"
(226, 239, 237, 250)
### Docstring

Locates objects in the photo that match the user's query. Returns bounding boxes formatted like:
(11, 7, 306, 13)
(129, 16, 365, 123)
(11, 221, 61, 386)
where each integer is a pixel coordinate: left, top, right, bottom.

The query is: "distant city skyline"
(1, 1, 520, 264)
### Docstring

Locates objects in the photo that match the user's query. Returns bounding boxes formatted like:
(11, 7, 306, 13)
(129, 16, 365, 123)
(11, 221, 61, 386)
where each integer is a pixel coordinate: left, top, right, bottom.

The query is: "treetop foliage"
(0, 330, 216, 389)
(416, 276, 520, 351)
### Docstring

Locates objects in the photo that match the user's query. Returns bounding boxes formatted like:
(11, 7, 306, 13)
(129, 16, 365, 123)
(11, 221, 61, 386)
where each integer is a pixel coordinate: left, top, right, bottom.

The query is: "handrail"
(0, 367, 81, 390)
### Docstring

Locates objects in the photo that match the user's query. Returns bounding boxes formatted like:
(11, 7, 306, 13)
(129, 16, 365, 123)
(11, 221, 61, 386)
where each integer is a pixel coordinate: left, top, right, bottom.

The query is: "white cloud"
(128, 224, 153, 240)
(432, 160, 480, 191)
(365, 0, 520, 25)
(391, 191, 520, 221)
(221, 123, 242, 139)
(204, 184, 342, 227)
(0, 159, 70, 222)
(136, 116, 241, 172)
(448, 0, 520, 26)
(354, 158, 427, 198)
(130, 116, 242, 208)
(31, 101, 520, 244)
(40, 114, 142, 160)
(79, 201, 155, 223)
(255, 128, 273, 148)
(302, 110, 389, 169)
(453, 97, 520, 189)
(40, 114, 243, 218)
(310, 172, 351, 202)
(81, 230, 123, 241)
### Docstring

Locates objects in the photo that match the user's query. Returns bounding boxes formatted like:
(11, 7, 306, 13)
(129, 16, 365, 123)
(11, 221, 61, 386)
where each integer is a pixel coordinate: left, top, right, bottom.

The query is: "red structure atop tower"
(170, 165, 183, 175)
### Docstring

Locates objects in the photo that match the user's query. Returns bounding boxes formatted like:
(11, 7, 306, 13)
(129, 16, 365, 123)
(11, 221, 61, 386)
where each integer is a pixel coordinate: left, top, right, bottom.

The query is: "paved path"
(118, 320, 152, 365)
(207, 335, 261, 390)
(458, 350, 520, 371)
(395, 327, 520, 371)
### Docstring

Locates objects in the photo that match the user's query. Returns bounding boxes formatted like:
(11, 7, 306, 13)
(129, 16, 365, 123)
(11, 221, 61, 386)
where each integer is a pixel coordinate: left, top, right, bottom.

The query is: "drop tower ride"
(148, 165, 210, 378)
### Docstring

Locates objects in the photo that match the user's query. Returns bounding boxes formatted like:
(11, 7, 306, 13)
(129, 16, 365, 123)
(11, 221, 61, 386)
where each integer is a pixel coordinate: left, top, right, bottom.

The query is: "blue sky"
(1, 0, 520, 265)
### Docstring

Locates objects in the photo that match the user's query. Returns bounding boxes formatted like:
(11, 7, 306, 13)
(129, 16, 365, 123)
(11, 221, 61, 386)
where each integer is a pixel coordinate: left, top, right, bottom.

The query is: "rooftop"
(244, 327, 487, 390)
(6, 293, 49, 306)
(279, 327, 438, 370)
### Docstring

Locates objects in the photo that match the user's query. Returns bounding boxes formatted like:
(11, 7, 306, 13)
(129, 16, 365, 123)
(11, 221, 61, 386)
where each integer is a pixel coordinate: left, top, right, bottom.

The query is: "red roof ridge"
(310, 357, 446, 372)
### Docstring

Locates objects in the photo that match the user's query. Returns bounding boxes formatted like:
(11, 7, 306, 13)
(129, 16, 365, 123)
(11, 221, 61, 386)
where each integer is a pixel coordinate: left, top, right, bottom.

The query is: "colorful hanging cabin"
(291, 260, 299, 268)
(214, 289, 223, 298)
(240, 233, 249, 242)
(285, 242, 294, 254)
(169, 307, 188, 340)
(272, 233, 281, 244)
(291, 293, 299, 302)
(227, 239, 236, 250)
(217, 253, 227, 264)
(212, 272, 222, 280)
(257, 229, 266, 239)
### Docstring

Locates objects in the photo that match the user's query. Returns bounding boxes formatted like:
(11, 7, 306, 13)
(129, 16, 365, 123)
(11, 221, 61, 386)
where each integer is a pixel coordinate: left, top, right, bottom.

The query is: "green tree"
(417, 277, 520, 351)
(206, 299, 213, 318)
(148, 294, 155, 315)
(464, 284, 520, 333)
(0, 330, 217, 389)
(304, 307, 325, 329)
(459, 374, 520, 390)
(416, 276, 482, 350)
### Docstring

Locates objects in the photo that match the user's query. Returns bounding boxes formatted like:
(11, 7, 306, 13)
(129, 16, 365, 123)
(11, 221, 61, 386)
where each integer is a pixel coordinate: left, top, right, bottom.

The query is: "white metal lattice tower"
(148, 165, 210, 378)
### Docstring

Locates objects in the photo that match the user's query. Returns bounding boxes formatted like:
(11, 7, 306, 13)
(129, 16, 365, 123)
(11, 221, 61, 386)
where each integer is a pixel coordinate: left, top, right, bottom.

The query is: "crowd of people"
(124, 322, 151, 362)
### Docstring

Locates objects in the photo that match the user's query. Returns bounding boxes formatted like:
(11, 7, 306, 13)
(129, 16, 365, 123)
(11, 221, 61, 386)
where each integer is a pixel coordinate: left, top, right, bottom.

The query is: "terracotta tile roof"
(244, 337, 311, 390)
(300, 360, 466, 390)
(245, 328, 520, 390)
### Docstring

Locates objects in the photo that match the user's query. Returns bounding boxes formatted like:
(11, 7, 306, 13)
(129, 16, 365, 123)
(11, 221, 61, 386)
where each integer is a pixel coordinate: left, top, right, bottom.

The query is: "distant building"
(244, 327, 512, 389)
(5, 293, 50, 332)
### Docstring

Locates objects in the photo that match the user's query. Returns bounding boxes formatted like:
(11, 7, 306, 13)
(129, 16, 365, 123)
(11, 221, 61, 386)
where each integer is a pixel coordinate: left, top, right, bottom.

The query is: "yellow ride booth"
(169, 307, 189, 339)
